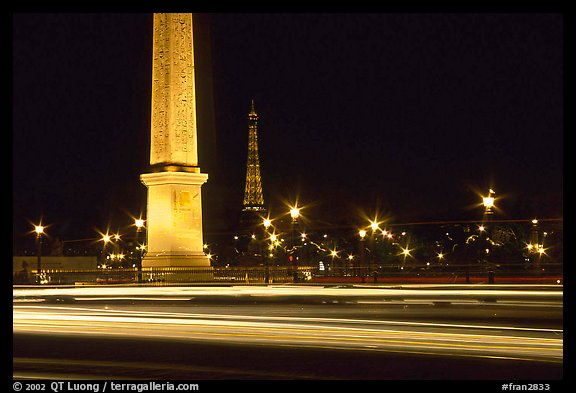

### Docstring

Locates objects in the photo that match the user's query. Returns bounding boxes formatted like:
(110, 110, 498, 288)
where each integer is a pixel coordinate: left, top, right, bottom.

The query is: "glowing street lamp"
(289, 206, 300, 275)
(358, 229, 367, 270)
(99, 232, 113, 267)
(483, 195, 494, 209)
(479, 189, 496, 266)
(34, 225, 44, 236)
(135, 218, 145, 229)
(290, 207, 300, 222)
(368, 220, 380, 272)
(261, 217, 274, 284)
(134, 218, 145, 283)
(34, 224, 45, 284)
(482, 189, 496, 221)
(400, 247, 412, 265)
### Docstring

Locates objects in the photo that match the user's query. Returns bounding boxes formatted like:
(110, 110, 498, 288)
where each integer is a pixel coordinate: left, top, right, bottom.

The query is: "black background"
(12, 13, 563, 245)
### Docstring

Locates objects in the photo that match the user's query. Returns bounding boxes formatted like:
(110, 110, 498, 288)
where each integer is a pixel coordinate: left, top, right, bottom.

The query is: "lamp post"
(262, 217, 272, 284)
(369, 220, 379, 275)
(359, 229, 367, 279)
(289, 206, 300, 281)
(101, 233, 111, 268)
(34, 225, 44, 284)
(481, 189, 496, 283)
(135, 218, 145, 283)
(112, 233, 122, 267)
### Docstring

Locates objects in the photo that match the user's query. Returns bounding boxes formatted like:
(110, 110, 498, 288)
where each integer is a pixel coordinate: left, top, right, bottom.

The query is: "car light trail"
(13, 303, 562, 363)
(13, 284, 563, 303)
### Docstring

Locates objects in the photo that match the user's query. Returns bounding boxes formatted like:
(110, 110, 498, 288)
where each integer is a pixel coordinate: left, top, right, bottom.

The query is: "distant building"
(13, 256, 98, 273)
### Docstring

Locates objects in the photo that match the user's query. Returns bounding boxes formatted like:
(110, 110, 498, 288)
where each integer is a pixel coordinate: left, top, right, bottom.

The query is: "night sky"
(12, 13, 563, 247)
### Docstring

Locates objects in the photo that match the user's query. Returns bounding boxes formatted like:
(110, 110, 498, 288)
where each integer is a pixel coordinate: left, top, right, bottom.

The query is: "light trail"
(12, 304, 563, 334)
(14, 303, 562, 363)
(12, 284, 564, 302)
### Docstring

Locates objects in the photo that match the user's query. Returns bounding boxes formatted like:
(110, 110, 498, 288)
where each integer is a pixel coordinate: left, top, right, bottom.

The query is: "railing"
(310, 264, 563, 285)
(13, 263, 563, 286)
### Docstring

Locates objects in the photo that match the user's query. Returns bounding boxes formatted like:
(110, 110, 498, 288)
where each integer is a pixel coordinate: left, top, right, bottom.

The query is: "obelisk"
(140, 13, 210, 267)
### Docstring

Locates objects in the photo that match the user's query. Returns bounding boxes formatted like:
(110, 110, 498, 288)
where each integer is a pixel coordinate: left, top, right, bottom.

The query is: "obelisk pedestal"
(141, 13, 210, 268)
(141, 171, 208, 267)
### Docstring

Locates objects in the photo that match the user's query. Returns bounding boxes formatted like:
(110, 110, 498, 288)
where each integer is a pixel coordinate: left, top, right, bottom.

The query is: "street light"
(480, 189, 498, 273)
(368, 220, 380, 273)
(358, 229, 367, 276)
(482, 189, 496, 222)
(482, 195, 494, 209)
(261, 218, 273, 285)
(100, 232, 112, 267)
(400, 246, 412, 266)
(437, 252, 445, 263)
(34, 224, 44, 284)
(290, 207, 300, 221)
(289, 206, 300, 279)
(135, 218, 145, 283)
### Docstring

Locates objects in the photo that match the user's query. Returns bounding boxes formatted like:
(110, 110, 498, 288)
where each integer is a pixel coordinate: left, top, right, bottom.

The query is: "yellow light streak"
(13, 304, 562, 363)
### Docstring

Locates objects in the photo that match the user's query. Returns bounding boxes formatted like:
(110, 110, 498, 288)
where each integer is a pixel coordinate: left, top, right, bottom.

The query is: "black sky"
(12, 13, 563, 245)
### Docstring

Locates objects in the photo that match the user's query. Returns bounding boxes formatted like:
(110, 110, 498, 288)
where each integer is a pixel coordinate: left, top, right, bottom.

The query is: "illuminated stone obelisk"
(140, 13, 209, 267)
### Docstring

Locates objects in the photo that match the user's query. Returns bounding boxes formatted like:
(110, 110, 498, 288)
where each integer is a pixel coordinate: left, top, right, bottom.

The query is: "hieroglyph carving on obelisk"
(141, 13, 209, 268)
(150, 13, 198, 167)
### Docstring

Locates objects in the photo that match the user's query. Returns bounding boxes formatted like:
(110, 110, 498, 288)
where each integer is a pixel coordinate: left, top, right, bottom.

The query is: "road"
(13, 284, 563, 380)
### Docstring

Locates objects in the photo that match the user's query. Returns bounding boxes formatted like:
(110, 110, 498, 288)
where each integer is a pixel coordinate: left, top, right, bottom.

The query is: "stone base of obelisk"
(140, 171, 210, 272)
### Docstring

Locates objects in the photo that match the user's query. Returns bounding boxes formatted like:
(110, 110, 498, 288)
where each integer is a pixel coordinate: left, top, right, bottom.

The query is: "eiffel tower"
(239, 99, 267, 230)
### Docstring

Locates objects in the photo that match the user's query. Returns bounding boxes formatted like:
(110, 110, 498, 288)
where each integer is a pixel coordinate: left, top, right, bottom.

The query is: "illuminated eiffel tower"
(240, 99, 267, 229)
